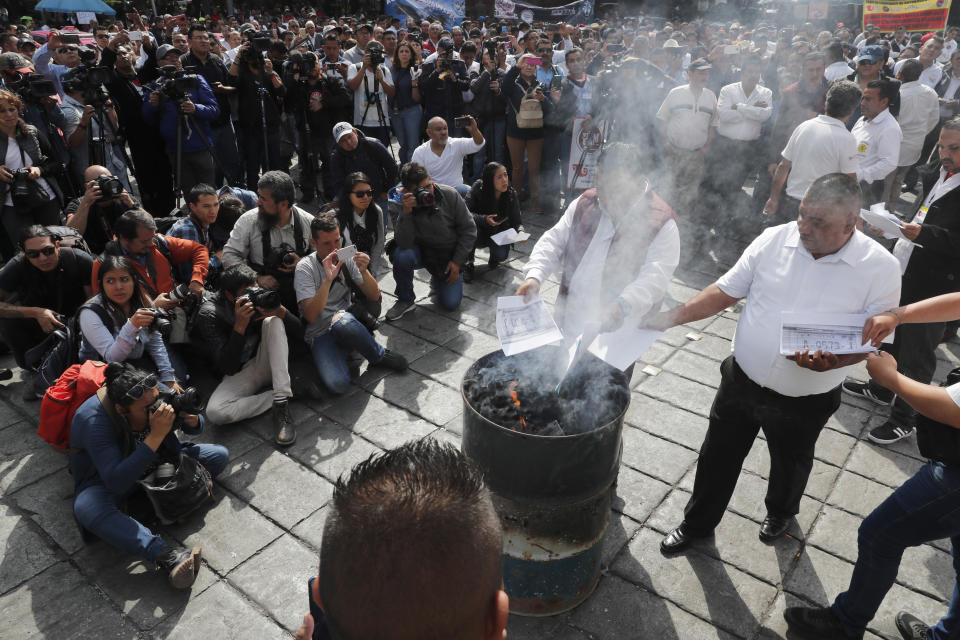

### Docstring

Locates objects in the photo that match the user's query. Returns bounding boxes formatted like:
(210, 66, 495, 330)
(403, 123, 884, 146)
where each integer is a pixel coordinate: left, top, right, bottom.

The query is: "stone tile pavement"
(2, 202, 958, 639)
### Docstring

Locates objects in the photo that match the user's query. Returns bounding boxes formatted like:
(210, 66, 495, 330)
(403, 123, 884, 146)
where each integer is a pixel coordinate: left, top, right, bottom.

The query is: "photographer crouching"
(295, 212, 407, 395)
(142, 45, 220, 198)
(70, 361, 227, 589)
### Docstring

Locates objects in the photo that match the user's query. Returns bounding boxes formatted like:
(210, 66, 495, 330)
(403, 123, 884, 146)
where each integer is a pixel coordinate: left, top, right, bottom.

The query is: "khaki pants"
(882, 164, 911, 211)
(664, 145, 706, 218)
(206, 316, 292, 425)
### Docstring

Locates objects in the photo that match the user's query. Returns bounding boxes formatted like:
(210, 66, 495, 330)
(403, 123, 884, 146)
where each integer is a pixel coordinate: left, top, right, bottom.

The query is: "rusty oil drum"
(460, 348, 629, 616)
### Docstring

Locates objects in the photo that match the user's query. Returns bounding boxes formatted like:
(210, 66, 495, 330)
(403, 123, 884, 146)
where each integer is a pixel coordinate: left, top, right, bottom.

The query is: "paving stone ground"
(2, 190, 958, 639)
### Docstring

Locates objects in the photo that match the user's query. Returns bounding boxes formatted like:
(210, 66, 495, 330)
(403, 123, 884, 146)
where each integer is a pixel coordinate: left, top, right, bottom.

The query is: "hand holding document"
(780, 311, 877, 356)
(496, 296, 563, 356)
(588, 323, 664, 371)
(491, 228, 531, 246)
(335, 244, 361, 279)
(860, 204, 922, 246)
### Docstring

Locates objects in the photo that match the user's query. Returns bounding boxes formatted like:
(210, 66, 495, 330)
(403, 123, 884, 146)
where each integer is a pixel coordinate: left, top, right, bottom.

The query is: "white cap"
(333, 121, 354, 142)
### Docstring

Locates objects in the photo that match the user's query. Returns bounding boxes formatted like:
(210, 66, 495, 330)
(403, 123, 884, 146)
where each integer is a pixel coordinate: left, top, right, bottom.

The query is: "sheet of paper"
(588, 325, 664, 371)
(495, 296, 564, 356)
(490, 228, 532, 246)
(556, 321, 601, 391)
(335, 244, 361, 279)
(860, 205, 921, 246)
(779, 311, 876, 356)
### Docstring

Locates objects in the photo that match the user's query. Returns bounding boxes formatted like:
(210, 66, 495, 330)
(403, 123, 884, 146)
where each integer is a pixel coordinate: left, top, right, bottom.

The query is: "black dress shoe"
(759, 514, 792, 542)
(784, 605, 862, 639)
(660, 525, 705, 555)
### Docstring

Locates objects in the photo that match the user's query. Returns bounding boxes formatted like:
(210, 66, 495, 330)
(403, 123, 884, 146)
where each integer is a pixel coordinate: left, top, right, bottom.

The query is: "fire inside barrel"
(462, 347, 630, 436)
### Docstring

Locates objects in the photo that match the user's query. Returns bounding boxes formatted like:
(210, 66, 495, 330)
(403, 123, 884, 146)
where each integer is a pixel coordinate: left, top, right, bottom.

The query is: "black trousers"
(0, 317, 48, 369)
(869, 319, 945, 428)
(683, 356, 841, 535)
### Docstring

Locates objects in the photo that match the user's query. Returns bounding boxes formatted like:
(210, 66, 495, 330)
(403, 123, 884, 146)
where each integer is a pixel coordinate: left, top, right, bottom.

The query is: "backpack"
(514, 82, 544, 129)
(46, 225, 93, 255)
(37, 360, 109, 450)
(26, 303, 114, 398)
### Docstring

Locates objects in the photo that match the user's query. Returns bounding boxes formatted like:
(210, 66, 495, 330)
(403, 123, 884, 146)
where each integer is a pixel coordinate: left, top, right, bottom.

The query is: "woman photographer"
(0, 89, 63, 259)
(504, 54, 550, 214)
(389, 41, 422, 164)
(335, 172, 386, 274)
(463, 162, 522, 282)
(70, 361, 227, 589)
(79, 254, 181, 391)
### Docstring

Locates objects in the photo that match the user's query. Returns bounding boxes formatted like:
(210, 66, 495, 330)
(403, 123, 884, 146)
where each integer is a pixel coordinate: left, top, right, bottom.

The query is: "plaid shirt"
(168, 216, 221, 283)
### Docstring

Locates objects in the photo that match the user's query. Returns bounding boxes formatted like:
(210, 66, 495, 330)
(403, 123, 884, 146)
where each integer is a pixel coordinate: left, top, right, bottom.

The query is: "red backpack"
(38, 360, 108, 450)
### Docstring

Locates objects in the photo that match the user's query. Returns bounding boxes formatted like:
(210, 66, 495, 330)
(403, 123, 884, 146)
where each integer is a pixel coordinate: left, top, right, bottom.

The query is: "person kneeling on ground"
(294, 212, 407, 395)
(294, 439, 508, 640)
(194, 263, 310, 446)
(69, 362, 228, 589)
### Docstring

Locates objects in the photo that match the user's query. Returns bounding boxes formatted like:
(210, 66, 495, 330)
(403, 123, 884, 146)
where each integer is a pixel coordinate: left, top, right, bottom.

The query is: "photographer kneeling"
(295, 213, 407, 395)
(70, 361, 227, 589)
(195, 264, 301, 446)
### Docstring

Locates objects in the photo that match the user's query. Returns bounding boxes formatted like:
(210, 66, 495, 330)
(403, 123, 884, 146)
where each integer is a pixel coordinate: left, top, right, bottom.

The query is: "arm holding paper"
(516, 200, 577, 302)
(863, 292, 960, 346)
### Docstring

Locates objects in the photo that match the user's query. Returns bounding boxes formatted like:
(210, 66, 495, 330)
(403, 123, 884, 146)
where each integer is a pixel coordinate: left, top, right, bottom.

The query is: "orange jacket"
(91, 235, 209, 296)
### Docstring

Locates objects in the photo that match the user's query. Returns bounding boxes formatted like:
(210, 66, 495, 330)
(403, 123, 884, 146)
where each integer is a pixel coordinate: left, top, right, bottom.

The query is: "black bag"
(25, 304, 114, 397)
(916, 367, 960, 465)
(137, 451, 215, 524)
(10, 147, 52, 209)
(46, 225, 93, 255)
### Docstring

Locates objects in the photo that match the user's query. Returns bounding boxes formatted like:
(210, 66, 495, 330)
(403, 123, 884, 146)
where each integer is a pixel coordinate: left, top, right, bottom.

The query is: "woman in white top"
(0, 88, 62, 256)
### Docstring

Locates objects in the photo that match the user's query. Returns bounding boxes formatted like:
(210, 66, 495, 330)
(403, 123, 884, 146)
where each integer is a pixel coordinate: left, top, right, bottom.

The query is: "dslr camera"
(240, 285, 282, 310)
(413, 185, 437, 211)
(94, 174, 124, 202)
(148, 386, 205, 430)
(156, 65, 200, 106)
(10, 168, 33, 201)
(366, 41, 385, 67)
(143, 307, 173, 341)
(286, 51, 316, 75)
(264, 242, 298, 272)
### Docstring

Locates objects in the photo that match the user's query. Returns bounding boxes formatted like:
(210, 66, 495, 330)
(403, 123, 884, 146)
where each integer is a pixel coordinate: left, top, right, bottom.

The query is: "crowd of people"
(7, 5, 960, 640)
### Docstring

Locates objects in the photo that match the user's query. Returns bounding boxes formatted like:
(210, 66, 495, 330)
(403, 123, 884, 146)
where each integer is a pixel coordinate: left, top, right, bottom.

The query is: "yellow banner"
(863, 0, 951, 31)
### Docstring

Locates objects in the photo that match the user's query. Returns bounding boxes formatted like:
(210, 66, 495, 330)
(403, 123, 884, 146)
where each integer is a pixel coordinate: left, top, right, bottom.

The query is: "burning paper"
(496, 296, 564, 356)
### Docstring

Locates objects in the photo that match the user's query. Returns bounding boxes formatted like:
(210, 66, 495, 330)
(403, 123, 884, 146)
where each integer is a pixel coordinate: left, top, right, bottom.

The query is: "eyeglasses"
(123, 373, 159, 401)
(24, 246, 56, 259)
(352, 189, 374, 198)
(57, 47, 78, 53)
(95, 34, 109, 39)
(857, 59, 878, 65)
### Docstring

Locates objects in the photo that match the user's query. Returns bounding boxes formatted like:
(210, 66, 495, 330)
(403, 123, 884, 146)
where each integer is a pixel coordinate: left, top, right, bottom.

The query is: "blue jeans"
(486, 239, 510, 264)
(73, 443, 229, 560)
(391, 245, 463, 310)
(831, 461, 960, 638)
(391, 105, 422, 164)
(453, 183, 471, 198)
(473, 118, 507, 179)
(310, 312, 385, 394)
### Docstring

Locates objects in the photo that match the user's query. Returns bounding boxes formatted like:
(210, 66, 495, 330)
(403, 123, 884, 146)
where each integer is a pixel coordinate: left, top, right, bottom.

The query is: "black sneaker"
(867, 420, 915, 445)
(462, 262, 475, 283)
(842, 379, 894, 406)
(895, 611, 928, 640)
(378, 349, 408, 371)
(784, 606, 862, 639)
(385, 299, 415, 321)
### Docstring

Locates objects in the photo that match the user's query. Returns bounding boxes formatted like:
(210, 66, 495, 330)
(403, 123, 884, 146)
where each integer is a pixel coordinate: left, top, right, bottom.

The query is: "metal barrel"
(460, 348, 629, 616)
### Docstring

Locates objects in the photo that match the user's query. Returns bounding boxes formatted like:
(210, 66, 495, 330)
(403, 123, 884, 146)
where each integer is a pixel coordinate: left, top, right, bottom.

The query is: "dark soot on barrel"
(463, 349, 630, 436)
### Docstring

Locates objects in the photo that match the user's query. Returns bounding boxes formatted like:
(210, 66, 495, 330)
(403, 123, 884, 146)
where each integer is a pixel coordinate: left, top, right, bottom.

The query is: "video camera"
(286, 51, 316, 75)
(366, 41, 385, 67)
(15, 74, 58, 102)
(240, 33, 271, 69)
(62, 64, 115, 107)
(155, 64, 200, 106)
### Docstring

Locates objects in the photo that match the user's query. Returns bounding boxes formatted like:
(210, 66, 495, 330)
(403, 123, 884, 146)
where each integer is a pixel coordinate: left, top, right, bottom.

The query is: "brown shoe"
(272, 400, 296, 446)
(157, 545, 202, 589)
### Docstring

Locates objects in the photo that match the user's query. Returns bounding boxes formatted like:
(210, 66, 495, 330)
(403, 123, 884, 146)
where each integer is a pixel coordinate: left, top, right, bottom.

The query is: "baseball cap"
(0, 52, 33, 72)
(663, 38, 681, 49)
(921, 32, 937, 44)
(18, 38, 37, 49)
(333, 122, 354, 142)
(856, 44, 884, 63)
(687, 57, 713, 71)
(156, 44, 184, 60)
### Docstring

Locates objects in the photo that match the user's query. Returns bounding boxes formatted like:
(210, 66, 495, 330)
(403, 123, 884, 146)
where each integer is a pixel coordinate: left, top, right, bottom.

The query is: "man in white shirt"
(823, 40, 852, 82)
(894, 36, 944, 89)
(516, 143, 680, 342)
(852, 79, 902, 205)
(654, 173, 902, 553)
(883, 59, 940, 209)
(764, 80, 861, 224)
(411, 116, 484, 197)
(699, 54, 773, 222)
(347, 41, 393, 148)
(938, 26, 959, 64)
(656, 57, 717, 218)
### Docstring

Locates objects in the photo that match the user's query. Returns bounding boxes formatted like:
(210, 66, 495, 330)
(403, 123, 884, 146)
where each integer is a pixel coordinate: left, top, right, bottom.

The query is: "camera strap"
(258, 209, 306, 272)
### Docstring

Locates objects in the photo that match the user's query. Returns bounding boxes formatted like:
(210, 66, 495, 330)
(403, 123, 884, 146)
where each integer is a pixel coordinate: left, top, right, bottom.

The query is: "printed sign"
(386, 0, 464, 28)
(566, 117, 607, 191)
(76, 11, 96, 25)
(863, 0, 951, 33)
(495, 0, 594, 24)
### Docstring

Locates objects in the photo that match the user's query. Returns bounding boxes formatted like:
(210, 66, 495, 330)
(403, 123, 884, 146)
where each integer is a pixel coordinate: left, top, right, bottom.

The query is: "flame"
(508, 381, 528, 431)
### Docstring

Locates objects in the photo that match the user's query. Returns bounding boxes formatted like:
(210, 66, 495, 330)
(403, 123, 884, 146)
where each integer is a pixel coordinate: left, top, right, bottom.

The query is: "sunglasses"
(123, 373, 159, 401)
(24, 246, 56, 259)
(352, 189, 374, 198)
(57, 47, 78, 53)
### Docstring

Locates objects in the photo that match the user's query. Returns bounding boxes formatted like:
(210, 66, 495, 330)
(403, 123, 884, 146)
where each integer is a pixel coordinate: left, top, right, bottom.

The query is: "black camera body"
(94, 174, 124, 202)
(240, 36, 270, 69)
(143, 307, 173, 341)
(63, 64, 114, 108)
(11, 168, 32, 200)
(19, 74, 58, 102)
(287, 51, 317, 75)
(366, 41, 386, 68)
(156, 65, 200, 105)
(241, 285, 282, 310)
(148, 386, 205, 430)
(413, 185, 437, 211)
(167, 282, 201, 318)
(264, 242, 298, 272)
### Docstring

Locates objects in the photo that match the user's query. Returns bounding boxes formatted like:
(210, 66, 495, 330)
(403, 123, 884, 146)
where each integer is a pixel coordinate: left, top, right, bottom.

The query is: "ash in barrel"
(463, 348, 630, 436)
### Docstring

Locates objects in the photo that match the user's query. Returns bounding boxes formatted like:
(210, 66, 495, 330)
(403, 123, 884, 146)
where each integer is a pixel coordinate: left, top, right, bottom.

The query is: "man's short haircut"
(114, 208, 157, 240)
(823, 39, 843, 61)
(310, 211, 339, 236)
(400, 162, 430, 189)
(824, 80, 863, 119)
(866, 78, 897, 105)
(257, 170, 296, 208)
(188, 25, 207, 39)
(187, 183, 218, 204)
(219, 263, 257, 297)
(324, 33, 340, 45)
(18, 224, 58, 249)
(803, 51, 825, 65)
(565, 46, 583, 63)
(460, 41, 477, 54)
(319, 439, 503, 640)
(802, 173, 861, 221)
(942, 115, 960, 132)
(898, 57, 924, 83)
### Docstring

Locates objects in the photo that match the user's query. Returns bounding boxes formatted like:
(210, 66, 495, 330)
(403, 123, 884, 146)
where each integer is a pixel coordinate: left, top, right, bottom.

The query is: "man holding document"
(514, 143, 680, 341)
(844, 118, 960, 446)
(652, 174, 902, 552)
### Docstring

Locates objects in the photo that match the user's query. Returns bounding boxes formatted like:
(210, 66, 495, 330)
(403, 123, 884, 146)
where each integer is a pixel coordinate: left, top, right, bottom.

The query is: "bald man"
(410, 115, 485, 197)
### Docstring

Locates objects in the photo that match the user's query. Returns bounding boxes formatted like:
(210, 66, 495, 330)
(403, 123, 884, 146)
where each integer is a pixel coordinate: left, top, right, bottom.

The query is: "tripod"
(173, 106, 234, 208)
(255, 81, 273, 179)
(86, 99, 139, 188)
(359, 68, 397, 161)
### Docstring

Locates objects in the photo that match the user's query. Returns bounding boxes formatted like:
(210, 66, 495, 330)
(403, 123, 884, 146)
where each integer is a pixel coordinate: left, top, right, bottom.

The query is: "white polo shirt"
(781, 115, 859, 199)
(656, 84, 717, 151)
(410, 137, 485, 189)
(717, 223, 902, 397)
(715, 81, 774, 141)
(851, 108, 902, 185)
(824, 60, 852, 82)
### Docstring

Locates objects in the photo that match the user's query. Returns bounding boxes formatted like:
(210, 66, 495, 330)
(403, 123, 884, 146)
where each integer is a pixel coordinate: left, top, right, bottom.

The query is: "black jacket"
(328, 131, 398, 198)
(902, 174, 960, 305)
(419, 56, 470, 122)
(227, 65, 286, 129)
(465, 179, 522, 241)
(283, 73, 353, 135)
(470, 67, 508, 122)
